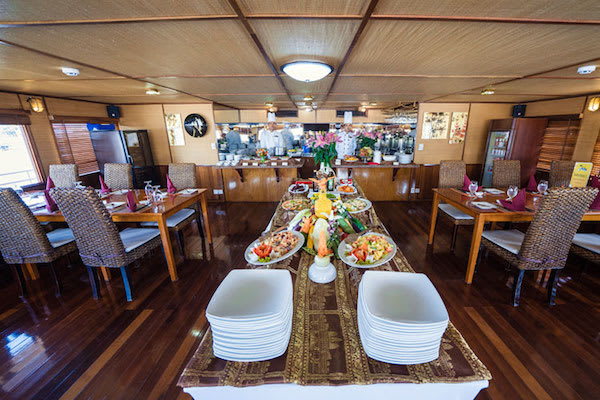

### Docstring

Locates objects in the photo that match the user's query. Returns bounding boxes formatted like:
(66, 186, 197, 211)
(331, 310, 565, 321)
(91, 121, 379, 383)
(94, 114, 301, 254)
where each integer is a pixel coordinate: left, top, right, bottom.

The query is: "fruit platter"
(345, 156, 359, 162)
(245, 230, 304, 266)
(338, 232, 396, 268)
(342, 197, 372, 214)
(282, 198, 311, 212)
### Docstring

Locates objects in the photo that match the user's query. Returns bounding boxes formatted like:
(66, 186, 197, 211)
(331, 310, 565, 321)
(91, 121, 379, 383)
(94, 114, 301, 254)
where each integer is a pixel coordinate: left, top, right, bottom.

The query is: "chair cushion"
(46, 228, 75, 248)
(572, 233, 600, 254)
(438, 203, 474, 220)
(482, 229, 525, 255)
(139, 208, 195, 228)
(119, 228, 161, 253)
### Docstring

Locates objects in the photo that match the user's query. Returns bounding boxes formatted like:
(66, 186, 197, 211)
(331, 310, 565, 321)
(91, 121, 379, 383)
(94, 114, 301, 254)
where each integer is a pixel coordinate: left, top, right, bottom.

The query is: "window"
(0, 124, 42, 187)
(51, 122, 99, 175)
(536, 119, 580, 171)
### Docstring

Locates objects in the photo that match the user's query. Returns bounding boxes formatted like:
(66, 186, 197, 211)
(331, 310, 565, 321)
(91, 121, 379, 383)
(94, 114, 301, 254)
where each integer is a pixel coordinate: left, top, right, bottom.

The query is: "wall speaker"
(512, 104, 526, 117)
(107, 105, 120, 119)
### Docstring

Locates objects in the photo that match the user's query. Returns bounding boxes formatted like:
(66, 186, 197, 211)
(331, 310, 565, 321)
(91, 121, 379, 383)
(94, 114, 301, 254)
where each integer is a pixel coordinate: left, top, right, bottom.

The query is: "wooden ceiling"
(0, 0, 599, 110)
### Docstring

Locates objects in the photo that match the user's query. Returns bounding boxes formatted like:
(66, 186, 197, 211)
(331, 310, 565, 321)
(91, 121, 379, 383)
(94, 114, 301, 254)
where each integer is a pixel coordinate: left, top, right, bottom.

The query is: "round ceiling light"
(281, 61, 332, 82)
(61, 67, 80, 77)
(481, 88, 495, 95)
(145, 88, 160, 95)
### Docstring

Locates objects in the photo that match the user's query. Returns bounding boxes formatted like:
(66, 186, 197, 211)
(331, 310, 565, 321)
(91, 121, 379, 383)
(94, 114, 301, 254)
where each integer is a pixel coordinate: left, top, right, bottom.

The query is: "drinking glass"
(507, 185, 518, 201)
(468, 181, 478, 196)
(152, 185, 163, 206)
(537, 180, 548, 195)
(144, 180, 153, 200)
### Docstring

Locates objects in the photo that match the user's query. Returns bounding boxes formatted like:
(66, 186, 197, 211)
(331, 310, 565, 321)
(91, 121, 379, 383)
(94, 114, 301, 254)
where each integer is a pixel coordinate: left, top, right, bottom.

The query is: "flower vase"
(316, 162, 336, 191)
(308, 254, 336, 284)
(260, 156, 266, 163)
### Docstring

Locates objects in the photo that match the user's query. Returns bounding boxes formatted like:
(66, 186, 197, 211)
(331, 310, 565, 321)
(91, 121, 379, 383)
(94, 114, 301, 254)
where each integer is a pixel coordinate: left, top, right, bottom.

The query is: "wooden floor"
(0, 202, 599, 399)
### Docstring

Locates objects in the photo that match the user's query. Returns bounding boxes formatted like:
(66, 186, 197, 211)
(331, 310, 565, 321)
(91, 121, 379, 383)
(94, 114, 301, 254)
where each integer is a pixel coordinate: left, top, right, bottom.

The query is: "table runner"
(178, 187, 491, 388)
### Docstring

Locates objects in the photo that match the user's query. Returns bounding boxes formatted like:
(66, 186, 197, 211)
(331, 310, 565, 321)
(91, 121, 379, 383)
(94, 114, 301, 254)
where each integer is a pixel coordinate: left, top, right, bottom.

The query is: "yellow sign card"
(570, 162, 593, 187)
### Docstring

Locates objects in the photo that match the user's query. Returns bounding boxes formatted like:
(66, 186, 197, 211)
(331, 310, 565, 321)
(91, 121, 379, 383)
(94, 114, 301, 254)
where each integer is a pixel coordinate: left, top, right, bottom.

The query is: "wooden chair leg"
(196, 212, 204, 238)
(120, 266, 134, 302)
(176, 230, 186, 258)
(11, 265, 28, 297)
(547, 269, 560, 306)
(86, 266, 101, 299)
(450, 225, 459, 252)
(512, 270, 525, 307)
(475, 245, 483, 271)
(48, 261, 62, 297)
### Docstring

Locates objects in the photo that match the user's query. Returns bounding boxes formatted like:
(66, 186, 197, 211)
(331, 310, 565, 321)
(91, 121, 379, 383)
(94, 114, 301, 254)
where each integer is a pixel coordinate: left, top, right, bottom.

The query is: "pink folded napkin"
(526, 175, 537, 192)
(590, 175, 600, 188)
(99, 175, 111, 194)
(166, 174, 177, 194)
(461, 174, 482, 192)
(499, 188, 526, 211)
(46, 176, 55, 191)
(126, 190, 137, 212)
(44, 190, 58, 212)
(589, 176, 600, 209)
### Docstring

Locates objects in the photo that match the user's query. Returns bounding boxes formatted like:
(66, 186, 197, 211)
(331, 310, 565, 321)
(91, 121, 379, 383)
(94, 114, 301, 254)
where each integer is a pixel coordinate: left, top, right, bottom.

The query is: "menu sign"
(570, 162, 593, 187)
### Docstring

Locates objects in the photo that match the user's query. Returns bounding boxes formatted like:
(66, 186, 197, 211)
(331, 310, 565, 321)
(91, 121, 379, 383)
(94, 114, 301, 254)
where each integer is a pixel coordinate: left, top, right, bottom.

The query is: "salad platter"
(282, 198, 310, 212)
(342, 197, 372, 214)
(338, 232, 396, 268)
(245, 230, 304, 266)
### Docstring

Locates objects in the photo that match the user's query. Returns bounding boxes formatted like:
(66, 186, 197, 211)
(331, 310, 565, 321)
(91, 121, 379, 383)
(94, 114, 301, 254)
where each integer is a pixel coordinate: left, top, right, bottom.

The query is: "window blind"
(536, 119, 580, 171)
(51, 122, 99, 174)
(591, 136, 600, 176)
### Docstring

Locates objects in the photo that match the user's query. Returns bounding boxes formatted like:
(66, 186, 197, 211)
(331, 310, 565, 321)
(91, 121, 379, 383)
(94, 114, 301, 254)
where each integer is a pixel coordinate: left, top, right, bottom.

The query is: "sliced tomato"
(254, 244, 272, 258)
(352, 248, 366, 261)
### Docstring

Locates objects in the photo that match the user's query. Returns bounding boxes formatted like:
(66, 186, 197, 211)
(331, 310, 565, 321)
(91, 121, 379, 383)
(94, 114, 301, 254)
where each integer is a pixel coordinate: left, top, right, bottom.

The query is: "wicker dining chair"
(549, 160, 575, 188)
(104, 163, 133, 190)
(0, 188, 77, 297)
(50, 187, 164, 302)
(492, 160, 520, 188)
(49, 164, 79, 188)
(477, 187, 597, 306)
(436, 161, 475, 251)
(139, 163, 204, 257)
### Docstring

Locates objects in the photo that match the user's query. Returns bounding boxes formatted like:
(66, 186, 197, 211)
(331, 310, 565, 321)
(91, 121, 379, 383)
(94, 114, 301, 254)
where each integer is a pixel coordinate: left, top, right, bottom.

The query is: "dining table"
(428, 187, 600, 284)
(27, 188, 213, 282)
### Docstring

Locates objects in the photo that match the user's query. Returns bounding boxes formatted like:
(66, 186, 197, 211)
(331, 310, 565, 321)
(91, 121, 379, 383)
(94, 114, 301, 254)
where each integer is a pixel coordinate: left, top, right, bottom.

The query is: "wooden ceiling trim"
(226, 0, 296, 108)
(0, 15, 238, 27)
(322, 0, 380, 104)
(0, 38, 238, 109)
(0, 88, 112, 105)
(371, 14, 600, 25)
(246, 14, 362, 20)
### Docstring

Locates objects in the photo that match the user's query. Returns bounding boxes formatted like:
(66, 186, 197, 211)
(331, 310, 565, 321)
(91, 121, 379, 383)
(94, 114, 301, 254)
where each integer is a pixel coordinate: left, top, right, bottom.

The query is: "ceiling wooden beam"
(0, 88, 112, 105)
(322, 0, 380, 106)
(370, 14, 600, 26)
(226, 0, 296, 109)
(0, 39, 238, 109)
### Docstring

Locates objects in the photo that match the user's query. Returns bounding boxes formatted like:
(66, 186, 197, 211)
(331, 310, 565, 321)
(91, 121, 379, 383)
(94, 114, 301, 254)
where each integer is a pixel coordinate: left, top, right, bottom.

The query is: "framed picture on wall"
(165, 113, 185, 146)
(422, 112, 450, 140)
(449, 112, 468, 144)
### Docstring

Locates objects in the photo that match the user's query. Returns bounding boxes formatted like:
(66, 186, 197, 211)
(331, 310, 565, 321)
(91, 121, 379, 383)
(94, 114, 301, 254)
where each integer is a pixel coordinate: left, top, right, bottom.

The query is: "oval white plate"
(245, 230, 305, 266)
(343, 197, 372, 214)
(336, 185, 357, 195)
(338, 232, 397, 269)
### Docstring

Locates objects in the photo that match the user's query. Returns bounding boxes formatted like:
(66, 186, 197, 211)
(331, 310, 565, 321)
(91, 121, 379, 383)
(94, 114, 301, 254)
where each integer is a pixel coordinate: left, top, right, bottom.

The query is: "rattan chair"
(50, 187, 164, 302)
(139, 163, 204, 257)
(549, 160, 575, 188)
(0, 188, 77, 297)
(436, 161, 475, 251)
(49, 164, 78, 188)
(492, 160, 520, 188)
(104, 163, 133, 190)
(477, 187, 597, 306)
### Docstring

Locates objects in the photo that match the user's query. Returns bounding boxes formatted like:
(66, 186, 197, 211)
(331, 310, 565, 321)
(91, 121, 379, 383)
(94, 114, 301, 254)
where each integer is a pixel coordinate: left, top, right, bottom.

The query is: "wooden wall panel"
(45, 98, 107, 117)
(0, 92, 21, 108)
(119, 104, 172, 164)
(572, 96, 600, 162)
(240, 109, 267, 122)
(351, 168, 414, 201)
(222, 168, 298, 202)
(463, 103, 513, 164)
(214, 109, 240, 123)
(525, 97, 586, 117)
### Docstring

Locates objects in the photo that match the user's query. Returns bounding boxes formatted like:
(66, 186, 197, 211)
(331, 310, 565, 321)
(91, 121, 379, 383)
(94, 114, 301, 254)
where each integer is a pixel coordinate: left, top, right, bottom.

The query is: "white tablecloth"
(184, 380, 488, 400)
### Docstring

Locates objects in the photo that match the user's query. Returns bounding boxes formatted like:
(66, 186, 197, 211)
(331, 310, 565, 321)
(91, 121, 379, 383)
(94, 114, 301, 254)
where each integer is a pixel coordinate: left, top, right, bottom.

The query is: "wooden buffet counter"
(335, 162, 419, 201)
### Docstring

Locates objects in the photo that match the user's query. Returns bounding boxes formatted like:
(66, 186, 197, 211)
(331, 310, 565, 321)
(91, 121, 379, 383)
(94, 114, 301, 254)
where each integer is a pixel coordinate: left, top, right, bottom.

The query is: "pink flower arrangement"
(357, 129, 383, 149)
(306, 131, 341, 149)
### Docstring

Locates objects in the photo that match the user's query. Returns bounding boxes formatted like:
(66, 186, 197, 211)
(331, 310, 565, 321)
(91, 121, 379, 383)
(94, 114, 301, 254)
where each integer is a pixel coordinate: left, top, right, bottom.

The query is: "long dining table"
(428, 188, 600, 284)
(30, 188, 213, 282)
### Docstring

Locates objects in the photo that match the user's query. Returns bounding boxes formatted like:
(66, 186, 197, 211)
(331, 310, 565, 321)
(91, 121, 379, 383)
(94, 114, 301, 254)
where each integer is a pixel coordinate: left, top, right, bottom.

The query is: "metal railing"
(0, 169, 39, 188)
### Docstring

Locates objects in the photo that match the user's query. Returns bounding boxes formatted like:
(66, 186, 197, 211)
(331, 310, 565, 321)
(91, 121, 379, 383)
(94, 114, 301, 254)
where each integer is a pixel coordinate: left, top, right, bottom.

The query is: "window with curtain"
(0, 124, 42, 187)
(51, 122, 99, 175)
(536, 119, 580, 171)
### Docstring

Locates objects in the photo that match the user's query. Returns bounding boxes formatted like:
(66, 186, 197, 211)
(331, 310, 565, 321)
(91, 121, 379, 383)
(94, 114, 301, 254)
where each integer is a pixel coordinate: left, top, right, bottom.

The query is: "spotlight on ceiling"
(26, 97, 44, 113)
(481, 88, 495, 95)
(578, 65, 597, 75)
(303, 95, 313, 102)
(145, 88, 160, 95)
(281, 61, 333, 82)
(61, 67, 80, 77)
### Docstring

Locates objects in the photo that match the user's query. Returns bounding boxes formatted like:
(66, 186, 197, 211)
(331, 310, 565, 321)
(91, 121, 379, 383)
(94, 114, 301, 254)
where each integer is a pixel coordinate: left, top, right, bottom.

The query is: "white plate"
(483, 188, 504, 195)
(178, 188, 198, 195)
(343, 197, 372, 214)
(471, 201, 497, 210)
(103, 201, 125, 210)
(288, 183, 309, 194)
(244, 230, 304, 266)
(338, 232, 397, 269)
(336, 185, 357, 195)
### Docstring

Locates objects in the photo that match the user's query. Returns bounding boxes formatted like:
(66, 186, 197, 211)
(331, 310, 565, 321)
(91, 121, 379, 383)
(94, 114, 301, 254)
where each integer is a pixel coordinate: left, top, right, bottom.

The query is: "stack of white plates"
(357, 271, 449, 365)
(206, 269, 293, 362)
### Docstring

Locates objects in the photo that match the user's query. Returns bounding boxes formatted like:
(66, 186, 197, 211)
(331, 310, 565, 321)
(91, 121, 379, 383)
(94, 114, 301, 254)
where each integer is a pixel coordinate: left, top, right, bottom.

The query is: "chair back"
(439, 160, 466, 189)
(49, 164, 78, 188)
(549, 160, 575, 188)
(104, 163, 133, 190)
(492, 160, 520, 188)
(168, 163, 197, 189)
(518, 187, 597, 270)
(50, 188, 127, 267)
(0, 188, 53, 263)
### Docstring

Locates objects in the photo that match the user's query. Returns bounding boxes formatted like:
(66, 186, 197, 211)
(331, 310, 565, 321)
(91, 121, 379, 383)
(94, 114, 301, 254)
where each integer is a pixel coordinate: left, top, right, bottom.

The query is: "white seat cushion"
(46, 228, 75, 248)
(139, 208, 196, 228)
(438, 203, 474, 220)
(119, 228, 160, 253)
(481, 229, 525, 255)
(572, 233, 600, 254)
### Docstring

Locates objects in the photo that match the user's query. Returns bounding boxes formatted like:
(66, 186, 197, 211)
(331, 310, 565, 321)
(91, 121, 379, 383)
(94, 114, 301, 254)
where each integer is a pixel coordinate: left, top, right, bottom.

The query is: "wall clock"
(184, 113, 208, 137)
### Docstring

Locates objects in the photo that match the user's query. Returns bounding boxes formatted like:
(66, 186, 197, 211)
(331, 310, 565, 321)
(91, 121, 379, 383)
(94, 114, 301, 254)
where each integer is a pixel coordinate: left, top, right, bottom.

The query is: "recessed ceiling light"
(359, 106, 367, 112)
(61, 67, 80, 77)
(281, 61, 333, 82)
(265, 101, 274, 107)
(481, 88, 495, 95)
(369, 102, 377, 106)
(145, 88, 160, 95)
(577, 65, 597, 75)
(303, 95, 313, 102)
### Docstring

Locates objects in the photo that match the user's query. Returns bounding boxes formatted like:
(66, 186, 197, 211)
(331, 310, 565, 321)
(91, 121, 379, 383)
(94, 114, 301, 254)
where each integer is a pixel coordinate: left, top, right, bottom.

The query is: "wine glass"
(152, 185, 163, 206)
(75, 181, 85, 189)
(507, 185, 518, 201)
(537, 180, 548, 195)
(468, 181, 479, 196)
(144, 180, 153, 200)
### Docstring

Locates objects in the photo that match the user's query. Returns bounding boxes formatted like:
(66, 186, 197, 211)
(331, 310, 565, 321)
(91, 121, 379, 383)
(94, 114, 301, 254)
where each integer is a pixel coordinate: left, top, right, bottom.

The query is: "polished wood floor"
(0, 202, 599, 400)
